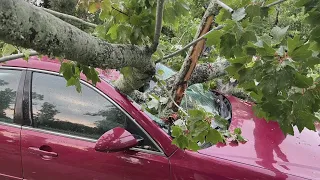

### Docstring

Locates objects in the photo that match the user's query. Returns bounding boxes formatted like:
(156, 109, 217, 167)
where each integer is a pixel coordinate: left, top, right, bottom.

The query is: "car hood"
(198, 96, 320, 179)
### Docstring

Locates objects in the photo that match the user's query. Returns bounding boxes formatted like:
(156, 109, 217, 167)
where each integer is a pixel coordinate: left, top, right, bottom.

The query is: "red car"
(0, 56, 319, 180)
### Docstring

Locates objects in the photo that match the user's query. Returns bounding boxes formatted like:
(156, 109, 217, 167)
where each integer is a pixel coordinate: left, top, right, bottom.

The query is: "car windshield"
(102, 63, 231, 135)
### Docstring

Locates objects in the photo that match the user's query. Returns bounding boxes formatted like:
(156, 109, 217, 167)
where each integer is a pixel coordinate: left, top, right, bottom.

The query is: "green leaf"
(190, 120, 209, 136)
(290, 92, 315, 112)
(239, 31, 257, 46)
(234, 128, 242, 134)
(232, 8, 246, 21)
(205, 30, 223, 47)
(225, 63, 243, 79)
(101, 0, 112, 12)
(107, 24, 119, 40)
(94, 25, 107, 39)
(245, 46, 256, 56)
(60, 62, 73, 80)
(163, 6, 176, 25)
(305, 57, 320, 68)
(129, 14, 141, 26)
(310, 26, 320, 43)
(287, 35, 303, 54)
(75, 80, 81, 93)
(220, 33, 236, 58)
(22, 49, 30, 60)
(66, 77, 77, 86)
(295, 0, 310, 6)
(305, 11, 320, 26)
(99, 10, 110, 20)
(230, 56, 250, 65)
(248, 41, 275, 57)
(187, 140, 200, 151)
(294, 73, 313, 88)
(253, 105, 268, 118)
(290, 43, 312, 61)
(236, 134, 247, 143)
(206, 129, 223, 144)
(260, 75, 277, 96)
(245, 5, 261, 21)
(81, 65, 90, 77)
(174, 1, 189, 16)
(171, 125, 183, 137)
(172, 135, 188, 149)
(89, 2, 99, 13)
(188, 109, 206, 121)
(296, 111, 317, 132)
(89, 67, 100, 85)
(270, 26, 289, 43)
(279, 121, 294, 135)
(216, 9, 232, 24)
(193, 129, 208, 143)
(276, 67, 295, 90)
(213, 115, 229, 130)
(2, 44, 17, 56)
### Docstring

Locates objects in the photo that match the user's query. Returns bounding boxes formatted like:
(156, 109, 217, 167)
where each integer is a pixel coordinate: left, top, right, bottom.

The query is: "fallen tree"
(1, 0, 320, 150)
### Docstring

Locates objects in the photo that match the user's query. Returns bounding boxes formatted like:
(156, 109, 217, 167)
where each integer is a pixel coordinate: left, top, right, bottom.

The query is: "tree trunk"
(0, 0, 154, 93)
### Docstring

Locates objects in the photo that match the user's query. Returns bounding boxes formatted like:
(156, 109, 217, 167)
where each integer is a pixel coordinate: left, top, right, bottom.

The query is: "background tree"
(0, 80, 16, 120)
(34, 102, 60, 123)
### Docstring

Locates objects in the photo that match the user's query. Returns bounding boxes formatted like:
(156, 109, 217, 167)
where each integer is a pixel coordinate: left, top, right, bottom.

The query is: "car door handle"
(28, 147, 58, 157)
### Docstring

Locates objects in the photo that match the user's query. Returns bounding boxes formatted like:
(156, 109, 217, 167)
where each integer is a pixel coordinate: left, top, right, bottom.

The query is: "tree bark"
(189, 59, 230, 85)
(0, 0, 154, 93)
(130, 59, 230, 103)
(171, 1, 218, 108)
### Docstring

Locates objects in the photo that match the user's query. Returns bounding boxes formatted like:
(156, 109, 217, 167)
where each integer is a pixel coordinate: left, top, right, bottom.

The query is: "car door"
(20, 70, 170, 180)
(0, 68, 23, 179)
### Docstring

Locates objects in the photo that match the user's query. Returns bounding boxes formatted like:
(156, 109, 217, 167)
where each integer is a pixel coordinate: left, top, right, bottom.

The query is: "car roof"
(0, 56, 177, 83)
(0, 55, 121, 81)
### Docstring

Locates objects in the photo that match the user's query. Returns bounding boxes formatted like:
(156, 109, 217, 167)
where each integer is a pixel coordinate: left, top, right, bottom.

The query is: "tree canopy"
(0, 0, 319, 150)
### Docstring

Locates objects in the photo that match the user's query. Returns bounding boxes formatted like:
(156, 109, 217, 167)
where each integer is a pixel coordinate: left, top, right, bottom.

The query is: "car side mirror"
(95, 127, 138, 152)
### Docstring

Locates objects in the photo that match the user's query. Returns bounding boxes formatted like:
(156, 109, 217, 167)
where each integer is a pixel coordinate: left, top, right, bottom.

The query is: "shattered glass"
(181, 84, 232, 129)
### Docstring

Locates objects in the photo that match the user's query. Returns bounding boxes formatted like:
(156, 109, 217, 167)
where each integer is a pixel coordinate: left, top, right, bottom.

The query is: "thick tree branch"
(189, 59, 230, 85)
(0, 51, 38, 63)
(156, 25, 224, 63)
(150, 0, 165, 52)
(170, 0, 218, 108)
(42, 7, 97, 28)
(264, 0, 287, 8)
(131, 60, 230, 104)
(0, 0, 154, 94)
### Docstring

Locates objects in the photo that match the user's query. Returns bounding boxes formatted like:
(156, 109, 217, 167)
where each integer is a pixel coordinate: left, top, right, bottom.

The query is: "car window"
(0, 69, 21, 123)
(31, 72, 160, 152)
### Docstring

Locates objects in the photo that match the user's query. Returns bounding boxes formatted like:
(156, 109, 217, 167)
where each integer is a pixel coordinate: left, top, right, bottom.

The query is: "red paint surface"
(95, 127, 138, 152)
(0, 58, 320, 179)
(0, 125, 22, 179)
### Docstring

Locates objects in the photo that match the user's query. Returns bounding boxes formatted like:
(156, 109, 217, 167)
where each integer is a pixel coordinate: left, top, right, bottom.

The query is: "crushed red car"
(0, 56, 319, 180)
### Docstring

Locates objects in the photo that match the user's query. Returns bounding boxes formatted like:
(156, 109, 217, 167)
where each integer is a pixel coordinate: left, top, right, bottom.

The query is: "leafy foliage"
(78, 0, 189, 45)
(171, 108, 246, 150)
(59, 62, 101, 92)
(206, 0, 320, 135)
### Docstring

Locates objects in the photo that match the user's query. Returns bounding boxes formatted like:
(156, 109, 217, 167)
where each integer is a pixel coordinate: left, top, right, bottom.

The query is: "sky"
(32, 72, 122, 128)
